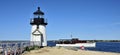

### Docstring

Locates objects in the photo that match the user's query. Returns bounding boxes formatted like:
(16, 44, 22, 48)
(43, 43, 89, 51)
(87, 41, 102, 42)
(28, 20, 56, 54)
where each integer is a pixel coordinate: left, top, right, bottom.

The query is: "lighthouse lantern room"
(30, 7, 48, 47)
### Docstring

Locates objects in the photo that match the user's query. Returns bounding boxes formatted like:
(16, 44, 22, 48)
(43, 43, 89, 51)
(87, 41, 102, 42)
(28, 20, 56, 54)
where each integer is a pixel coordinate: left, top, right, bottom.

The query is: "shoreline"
(22, 47, 120, 55)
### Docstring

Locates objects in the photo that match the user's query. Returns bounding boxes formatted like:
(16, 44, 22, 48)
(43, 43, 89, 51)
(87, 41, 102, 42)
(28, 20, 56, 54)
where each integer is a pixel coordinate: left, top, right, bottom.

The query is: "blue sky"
(0, 0, 120, 40)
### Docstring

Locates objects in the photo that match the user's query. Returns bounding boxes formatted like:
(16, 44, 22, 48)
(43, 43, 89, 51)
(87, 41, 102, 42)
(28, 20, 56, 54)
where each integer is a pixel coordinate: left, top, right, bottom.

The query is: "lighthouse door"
(32, 29, 42, 46)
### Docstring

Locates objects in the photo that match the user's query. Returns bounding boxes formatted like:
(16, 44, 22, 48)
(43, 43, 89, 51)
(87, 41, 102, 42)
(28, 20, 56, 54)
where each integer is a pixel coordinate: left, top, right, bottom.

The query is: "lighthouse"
(30, 7, 48, 46)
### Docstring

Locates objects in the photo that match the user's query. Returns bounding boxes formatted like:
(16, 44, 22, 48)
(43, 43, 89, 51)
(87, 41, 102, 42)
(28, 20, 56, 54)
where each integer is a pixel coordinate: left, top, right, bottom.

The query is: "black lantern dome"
(30, 7, 47, 26)
(33, 7, 44, 15)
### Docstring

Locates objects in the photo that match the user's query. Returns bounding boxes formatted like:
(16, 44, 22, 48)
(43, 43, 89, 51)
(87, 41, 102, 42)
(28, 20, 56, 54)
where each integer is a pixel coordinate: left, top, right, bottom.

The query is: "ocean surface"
(47, 41, 120, 53)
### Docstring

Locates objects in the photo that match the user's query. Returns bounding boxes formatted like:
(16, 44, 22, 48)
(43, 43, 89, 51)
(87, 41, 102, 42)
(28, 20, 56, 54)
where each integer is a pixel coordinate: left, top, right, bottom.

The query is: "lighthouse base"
(31, 25, 47, 46)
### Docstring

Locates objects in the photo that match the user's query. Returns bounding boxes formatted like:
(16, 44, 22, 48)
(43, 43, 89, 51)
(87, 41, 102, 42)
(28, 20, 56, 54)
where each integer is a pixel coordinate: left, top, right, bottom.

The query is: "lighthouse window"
(34, 15, 38, 18)
(34, 15, 43, 18)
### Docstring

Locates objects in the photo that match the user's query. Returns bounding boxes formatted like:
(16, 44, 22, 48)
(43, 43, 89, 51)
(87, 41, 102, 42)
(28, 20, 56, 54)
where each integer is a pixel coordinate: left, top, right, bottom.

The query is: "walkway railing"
(0, 42, 30, 55)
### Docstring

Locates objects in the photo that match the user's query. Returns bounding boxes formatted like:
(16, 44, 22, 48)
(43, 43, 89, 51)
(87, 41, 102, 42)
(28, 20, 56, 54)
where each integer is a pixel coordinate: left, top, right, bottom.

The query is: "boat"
(56, 38, 96, 47)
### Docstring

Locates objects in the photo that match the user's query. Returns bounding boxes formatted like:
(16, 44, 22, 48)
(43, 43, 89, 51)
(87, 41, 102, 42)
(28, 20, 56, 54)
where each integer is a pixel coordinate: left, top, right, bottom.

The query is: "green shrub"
(24, 45, 40, 51)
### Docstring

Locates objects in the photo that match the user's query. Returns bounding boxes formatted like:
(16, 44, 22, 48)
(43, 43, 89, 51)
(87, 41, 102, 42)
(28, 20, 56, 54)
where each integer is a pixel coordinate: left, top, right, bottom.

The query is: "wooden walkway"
(0, 42, 30, 55)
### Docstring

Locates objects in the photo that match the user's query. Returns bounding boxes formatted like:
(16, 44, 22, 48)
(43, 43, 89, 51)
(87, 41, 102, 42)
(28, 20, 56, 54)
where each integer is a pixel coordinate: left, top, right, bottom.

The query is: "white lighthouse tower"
(30, 7, 48, 47)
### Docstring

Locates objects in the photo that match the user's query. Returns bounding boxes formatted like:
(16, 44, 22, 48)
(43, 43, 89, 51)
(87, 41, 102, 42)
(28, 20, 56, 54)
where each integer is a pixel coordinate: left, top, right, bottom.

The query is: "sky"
(0, 0, 120, 40)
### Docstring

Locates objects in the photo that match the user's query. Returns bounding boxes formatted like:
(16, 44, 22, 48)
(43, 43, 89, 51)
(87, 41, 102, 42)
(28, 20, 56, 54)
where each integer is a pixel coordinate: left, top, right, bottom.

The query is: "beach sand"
(22, 47, 120, 55)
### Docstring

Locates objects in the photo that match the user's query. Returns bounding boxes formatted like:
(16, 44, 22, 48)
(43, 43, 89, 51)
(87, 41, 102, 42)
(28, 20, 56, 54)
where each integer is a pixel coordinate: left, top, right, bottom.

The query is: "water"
(47, 41, 120, 53)
(47, 41, 56, 47)
(85, 42, 120, 53)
